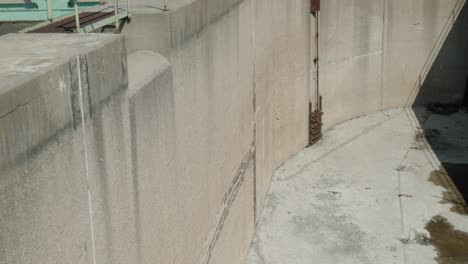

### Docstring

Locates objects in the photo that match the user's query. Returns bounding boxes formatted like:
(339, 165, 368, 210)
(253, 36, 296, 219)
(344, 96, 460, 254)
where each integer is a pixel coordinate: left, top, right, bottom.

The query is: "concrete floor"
(246, 107, 468, 264)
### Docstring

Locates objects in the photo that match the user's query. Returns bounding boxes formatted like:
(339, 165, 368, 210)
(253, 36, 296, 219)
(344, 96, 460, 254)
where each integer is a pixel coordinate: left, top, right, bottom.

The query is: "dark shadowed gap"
(412, 2, 468, 213)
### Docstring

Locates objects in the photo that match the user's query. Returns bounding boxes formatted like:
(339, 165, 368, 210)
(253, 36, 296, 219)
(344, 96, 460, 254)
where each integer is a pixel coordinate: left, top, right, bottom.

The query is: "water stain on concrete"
(399, 229, 432, 246)
(425, 215, 468, 264)
(428, 166, 468, 216)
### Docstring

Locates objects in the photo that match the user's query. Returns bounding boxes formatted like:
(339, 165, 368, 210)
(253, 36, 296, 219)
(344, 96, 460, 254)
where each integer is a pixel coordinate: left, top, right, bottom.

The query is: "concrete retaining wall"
(320, 0, 468, 130)
(0, 34, 134, 264)
(0, 0, 311, 263)
(2, 0, 464, 263)
(124, 0, 311, 262)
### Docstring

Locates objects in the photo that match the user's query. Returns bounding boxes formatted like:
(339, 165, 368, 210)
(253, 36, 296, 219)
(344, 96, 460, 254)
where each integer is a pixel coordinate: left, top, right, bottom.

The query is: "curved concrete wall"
(320, 0, 468, 130)
(2, 1, 466, 263)
(124, 0, 311, 263)
(0, 1, 311, 264)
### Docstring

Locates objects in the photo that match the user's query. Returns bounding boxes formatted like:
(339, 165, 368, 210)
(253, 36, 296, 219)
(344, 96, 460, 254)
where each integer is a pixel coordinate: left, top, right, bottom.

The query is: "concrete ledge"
(0, 33, 127, 170)
(128, 50, 171, 95)
(123, 0, 245, 55)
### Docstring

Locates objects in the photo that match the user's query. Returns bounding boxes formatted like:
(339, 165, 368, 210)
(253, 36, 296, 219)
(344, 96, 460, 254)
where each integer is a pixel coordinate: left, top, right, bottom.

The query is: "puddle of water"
(426, 215, 468, 264)
(428, 165, 468, 215)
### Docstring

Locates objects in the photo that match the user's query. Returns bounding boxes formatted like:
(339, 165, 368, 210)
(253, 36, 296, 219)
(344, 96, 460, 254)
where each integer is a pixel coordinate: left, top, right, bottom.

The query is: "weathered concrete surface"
(167, 2, 256, 261)
(209, 159, 255, 264)
(0, 34, 127, 169)
(127, 50, 175, 264)
(247, 108, 468, 264)
(126, 0, 311, 262)
(0, 1, 311, 264)
(319, 0, 468, 130)
(0, 34, 133, 263)
(252, 0, 310, 221)
(319, 0, 384, 130)
(122, 0, 246, 55)
(383, 0, 467, 108)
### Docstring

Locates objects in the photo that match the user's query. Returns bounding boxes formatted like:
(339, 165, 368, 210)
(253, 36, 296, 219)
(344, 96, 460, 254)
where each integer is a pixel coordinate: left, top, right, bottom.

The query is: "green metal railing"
(15, 0, 170, 33)
(72, 0, 131, 32)
(70, 0, 169, 32)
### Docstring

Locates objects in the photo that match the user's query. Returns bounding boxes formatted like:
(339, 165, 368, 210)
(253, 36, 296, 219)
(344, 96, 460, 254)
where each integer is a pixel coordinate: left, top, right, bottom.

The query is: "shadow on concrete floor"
(411, 1, 468, 214)
(410, 3, 468, 263)
(0, 22, 35, 36)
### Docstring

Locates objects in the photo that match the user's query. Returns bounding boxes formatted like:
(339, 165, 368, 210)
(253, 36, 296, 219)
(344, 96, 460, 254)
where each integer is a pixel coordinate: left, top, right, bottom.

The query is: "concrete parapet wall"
(0, 34, 133, 263)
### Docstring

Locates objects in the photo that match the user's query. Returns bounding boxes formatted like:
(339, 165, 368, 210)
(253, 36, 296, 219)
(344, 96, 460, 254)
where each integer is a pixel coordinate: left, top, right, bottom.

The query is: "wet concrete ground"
(246, 108, 468, 264)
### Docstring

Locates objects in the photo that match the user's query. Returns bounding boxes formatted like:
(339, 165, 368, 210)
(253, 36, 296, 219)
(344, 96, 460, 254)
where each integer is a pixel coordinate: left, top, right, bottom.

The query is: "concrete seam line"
(251, 14, 257, 223)
(76, 55, 98, 264)
(380, 0, 386, 111)
(200, 145, 254, 264)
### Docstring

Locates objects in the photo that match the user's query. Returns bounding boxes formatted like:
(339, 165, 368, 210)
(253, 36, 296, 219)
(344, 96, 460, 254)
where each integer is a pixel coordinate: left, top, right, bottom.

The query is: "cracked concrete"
(246, 108, 468, 264)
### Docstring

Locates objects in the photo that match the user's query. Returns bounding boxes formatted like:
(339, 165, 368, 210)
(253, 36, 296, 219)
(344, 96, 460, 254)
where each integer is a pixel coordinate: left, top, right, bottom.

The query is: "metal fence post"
(74, 0, 80, 32)
(47, 0, 52, 22)
(127, 0, 131, 18)
(114, 0, 119, 30)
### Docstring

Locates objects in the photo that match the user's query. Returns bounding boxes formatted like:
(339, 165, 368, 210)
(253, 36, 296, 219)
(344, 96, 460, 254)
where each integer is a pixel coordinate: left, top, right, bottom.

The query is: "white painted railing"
(70, 0, 170, 32)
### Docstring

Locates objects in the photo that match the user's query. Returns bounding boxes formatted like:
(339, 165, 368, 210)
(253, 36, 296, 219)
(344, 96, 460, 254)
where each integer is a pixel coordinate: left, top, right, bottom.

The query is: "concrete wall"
(414, 1, 468, 105)
(132, 0, 310, 262)
(319, 0, 468, 130)
(0, 34, 135, 264)
(2, 1, 466, 263)
(124, 0, 311, 263)
(0, 0, 311, 263)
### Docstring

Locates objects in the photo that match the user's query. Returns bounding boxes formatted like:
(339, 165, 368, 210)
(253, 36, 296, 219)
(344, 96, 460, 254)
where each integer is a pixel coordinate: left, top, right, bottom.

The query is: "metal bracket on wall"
(309, 0, 321, 146)
(311, 0, 320, 15)
(308, 96, 323, 146)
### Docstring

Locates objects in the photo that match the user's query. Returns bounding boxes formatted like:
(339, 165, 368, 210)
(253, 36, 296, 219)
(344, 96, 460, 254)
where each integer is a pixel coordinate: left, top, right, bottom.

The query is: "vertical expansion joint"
(69, 55, 91, 130)
(75, 55, 98, 264)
